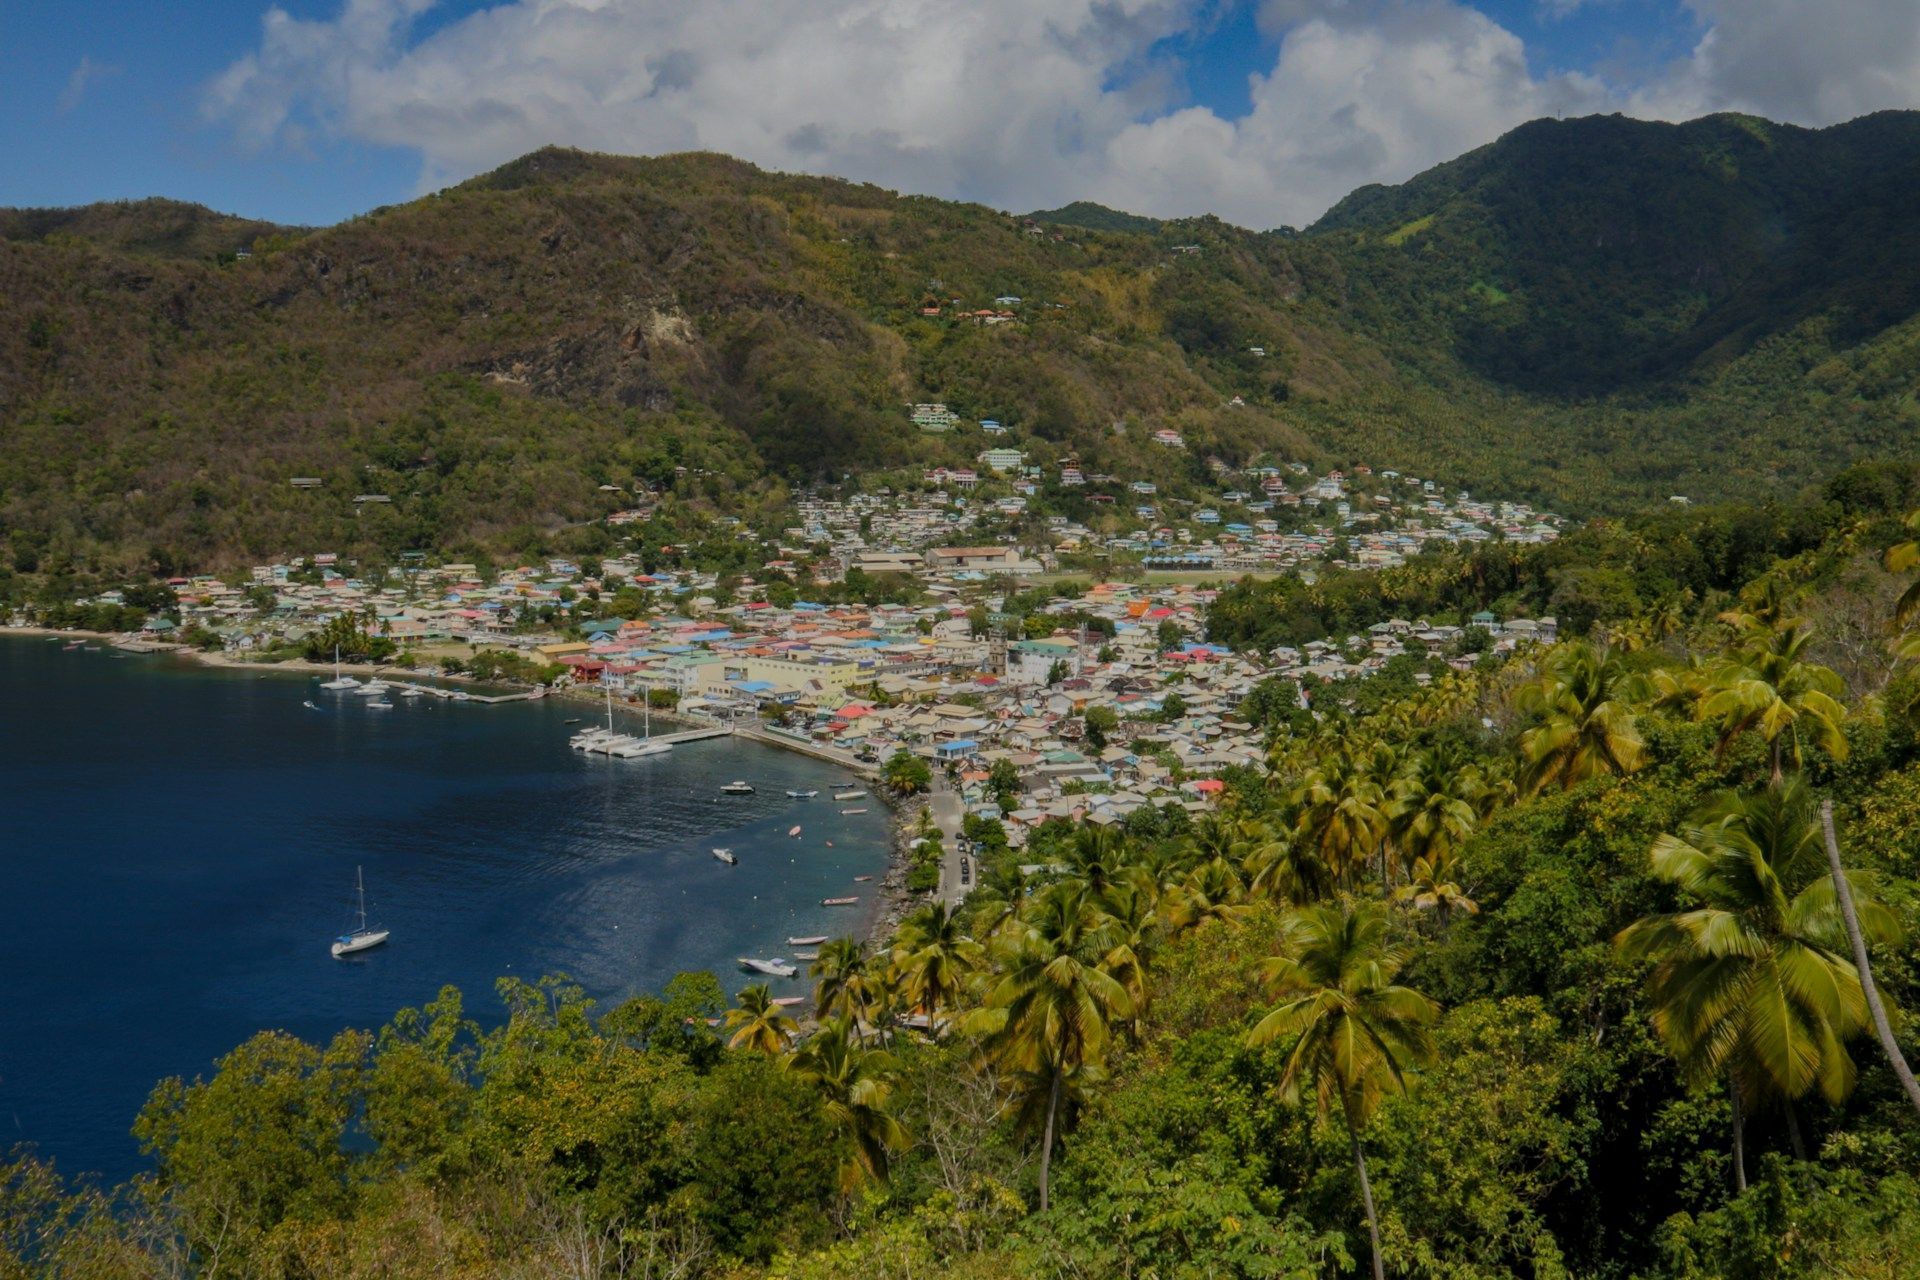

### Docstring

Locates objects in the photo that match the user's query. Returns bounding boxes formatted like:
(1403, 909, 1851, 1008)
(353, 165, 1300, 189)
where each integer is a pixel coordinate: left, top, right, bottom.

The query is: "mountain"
(1025, 201, 1162, 234)
(1314, 110, 1920, 395)
(4, 113, 1920, 575)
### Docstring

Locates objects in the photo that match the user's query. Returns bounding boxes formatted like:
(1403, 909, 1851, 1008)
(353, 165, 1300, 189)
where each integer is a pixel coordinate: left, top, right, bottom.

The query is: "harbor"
(0, 634, 899, 1181)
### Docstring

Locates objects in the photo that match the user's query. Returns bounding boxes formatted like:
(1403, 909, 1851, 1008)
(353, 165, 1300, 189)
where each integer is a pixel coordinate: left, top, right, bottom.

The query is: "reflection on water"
(0, 638, 889, 1179)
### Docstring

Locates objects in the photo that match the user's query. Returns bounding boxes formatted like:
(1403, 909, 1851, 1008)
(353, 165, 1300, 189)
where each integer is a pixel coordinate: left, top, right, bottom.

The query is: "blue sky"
(2, 1, 1913, 228)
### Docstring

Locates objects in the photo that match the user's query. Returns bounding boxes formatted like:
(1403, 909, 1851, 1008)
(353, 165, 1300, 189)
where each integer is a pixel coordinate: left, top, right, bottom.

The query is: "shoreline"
(4, 623, 924, 950)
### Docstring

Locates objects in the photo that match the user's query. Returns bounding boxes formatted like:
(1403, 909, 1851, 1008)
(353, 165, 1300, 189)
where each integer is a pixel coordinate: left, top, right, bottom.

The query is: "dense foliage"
(9, 498, 1920, 1280)
(8, 113, 1920, 577)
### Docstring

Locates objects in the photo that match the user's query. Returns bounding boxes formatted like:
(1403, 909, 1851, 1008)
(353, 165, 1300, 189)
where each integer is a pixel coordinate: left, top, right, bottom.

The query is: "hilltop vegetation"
(3, 113, 1920, 577)
(7, 486, 1920, 1279)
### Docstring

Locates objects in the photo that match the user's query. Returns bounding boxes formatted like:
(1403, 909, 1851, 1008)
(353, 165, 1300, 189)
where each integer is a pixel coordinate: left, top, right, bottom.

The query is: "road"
(928, 773, 968, 907)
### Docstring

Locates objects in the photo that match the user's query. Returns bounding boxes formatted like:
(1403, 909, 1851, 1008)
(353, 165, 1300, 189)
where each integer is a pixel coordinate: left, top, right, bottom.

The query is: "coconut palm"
(1517, 640, 1647, 792)
(786, 1016, 908, 1189)
(725, 984, 796, 1055)
(1096, 878, 1161, 1039)
(1291, 745, 1390, 887)
(1614, 781, 1899, 1189)
(810, 937, 874, 1028)
(965, 880, 1132, 1211)
(1162, 856, 1252, 934)
(1246, 901, 1439, 1280)
(889, 901, 982, 1036)
(1393, 848, 1479, 926)
(1389, 742, 1483, 871)
(1245, 828, 1334, 905)
(1698, 622, 1849, 784)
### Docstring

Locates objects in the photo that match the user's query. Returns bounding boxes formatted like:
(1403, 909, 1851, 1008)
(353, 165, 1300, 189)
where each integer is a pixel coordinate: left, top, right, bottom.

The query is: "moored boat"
(769, 996, 806, 1007)
(832, 789, 865, 801)
(330, 867, 389, 958)
(840, 807, 868, 815)
(821, 896, 859, 906)
(785, 788, 819, 799)
(720, 780, 755, 795)
(738, 957, 798, 978)
(788, 825, 802, 837)
(786, 934, 829, 946)
(319, 645, 361, 691)
(712, 847, 738, 865)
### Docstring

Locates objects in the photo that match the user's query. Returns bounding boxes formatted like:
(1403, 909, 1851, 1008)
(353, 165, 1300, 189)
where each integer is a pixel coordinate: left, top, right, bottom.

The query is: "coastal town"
(13, 459, 1562, 871)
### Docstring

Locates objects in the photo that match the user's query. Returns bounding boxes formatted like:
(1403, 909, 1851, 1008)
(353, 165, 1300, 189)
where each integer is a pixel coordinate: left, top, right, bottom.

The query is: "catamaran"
(319, 646, 361, 691)
(330, 867, 389, 957)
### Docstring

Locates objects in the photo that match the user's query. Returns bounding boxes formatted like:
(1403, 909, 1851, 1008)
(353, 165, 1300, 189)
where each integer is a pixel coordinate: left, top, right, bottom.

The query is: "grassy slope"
(5, 112, 1920, 572)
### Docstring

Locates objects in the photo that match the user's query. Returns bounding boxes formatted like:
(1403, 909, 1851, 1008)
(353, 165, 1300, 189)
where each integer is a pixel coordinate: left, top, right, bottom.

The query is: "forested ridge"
(5, 111, 1920, 576)
(7, 482, 1920, 1279)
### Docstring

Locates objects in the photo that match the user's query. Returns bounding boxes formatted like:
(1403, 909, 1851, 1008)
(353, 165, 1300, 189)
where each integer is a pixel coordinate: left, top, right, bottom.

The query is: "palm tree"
(1818, 800, 1920, 1122)
(1393, 849, 1479, 926)
(1096, 877, 1161, 1040)
(889, 901, 983, 1036)
(786, 1016, 908, 1189)
(1884, 509, 1920, 627)
(1614, 781, 1899, 1189)
(725, 984, 796, 1055)
(1246, 901, 1439, 1280)
(810, 937, 874, 1027)
(1291, 746, 1389, 887)
(1245, 829, 1333, 905)
(1162, 856, 1252, 934)
(1517, 640, 1647, 792)
(1698, 622, 1849, 784)
(1389, 742, 1482, 871)
(965, 880, 1132, 1211)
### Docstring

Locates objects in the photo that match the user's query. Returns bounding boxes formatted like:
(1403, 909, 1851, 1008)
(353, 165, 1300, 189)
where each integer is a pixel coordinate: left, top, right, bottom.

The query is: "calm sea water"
(0, 637, 889, 1181)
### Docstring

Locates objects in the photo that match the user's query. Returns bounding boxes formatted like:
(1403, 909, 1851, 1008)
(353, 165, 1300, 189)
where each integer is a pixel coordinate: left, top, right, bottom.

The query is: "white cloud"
(202, 0, 1920, 228)
(57, 55, 120, 114)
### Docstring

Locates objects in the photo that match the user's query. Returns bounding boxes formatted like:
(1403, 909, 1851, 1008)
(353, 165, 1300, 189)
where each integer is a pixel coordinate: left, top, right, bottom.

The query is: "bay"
(0, 636, 889, 1182)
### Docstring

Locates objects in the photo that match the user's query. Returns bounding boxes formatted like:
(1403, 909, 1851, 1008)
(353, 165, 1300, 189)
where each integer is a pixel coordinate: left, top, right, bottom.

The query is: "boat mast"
(604, 677, 614, 733)
(354, 865, 368, 932)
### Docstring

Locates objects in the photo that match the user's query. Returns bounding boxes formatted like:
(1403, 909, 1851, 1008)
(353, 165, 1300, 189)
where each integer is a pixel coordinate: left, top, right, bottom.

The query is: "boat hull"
(331, 929, 390, 958)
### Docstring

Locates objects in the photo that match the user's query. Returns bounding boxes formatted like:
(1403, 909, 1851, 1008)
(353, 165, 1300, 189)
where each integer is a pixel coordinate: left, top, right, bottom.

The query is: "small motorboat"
(303, 700, 321, 710)
(769, 996, 806, 1007)
(788, 825, 802, 838)
(720, 780, 755, 795)
(832, 789, 866, 801)
(821, 896, 859, 907)
(367, 700, 394, 710)
(712, 847, 738, 865)
(786, 934, 829, 946)
(792, 950, 820, 961)
(785, 789, 819, 799)
(397, 686, 424, 699)
(840, 807, 868, 815)
(564, 717, 582, 724)
(738, 957, 798, 978)
(853, 875, 873, 883)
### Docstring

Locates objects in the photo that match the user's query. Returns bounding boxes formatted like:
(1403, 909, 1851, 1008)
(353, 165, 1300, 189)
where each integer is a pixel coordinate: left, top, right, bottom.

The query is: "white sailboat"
(625, 692, 673, 758)
(319, 646, 360, 691)
(330, 866, 389, 957)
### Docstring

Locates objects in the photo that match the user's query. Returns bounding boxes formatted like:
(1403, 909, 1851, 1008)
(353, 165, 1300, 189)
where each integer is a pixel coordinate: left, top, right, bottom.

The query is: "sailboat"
(330, 866, 390, 957)
(623, 689, 673, 758)
(319, 646, 361, 691)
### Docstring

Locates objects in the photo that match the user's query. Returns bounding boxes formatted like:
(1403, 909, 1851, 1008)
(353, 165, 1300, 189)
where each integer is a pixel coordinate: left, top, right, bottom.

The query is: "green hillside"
(4, 112, 1920, 575)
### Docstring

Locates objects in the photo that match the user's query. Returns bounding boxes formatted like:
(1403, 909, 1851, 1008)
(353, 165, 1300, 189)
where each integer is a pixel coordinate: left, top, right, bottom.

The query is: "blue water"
(0, 637, 889, 1181)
